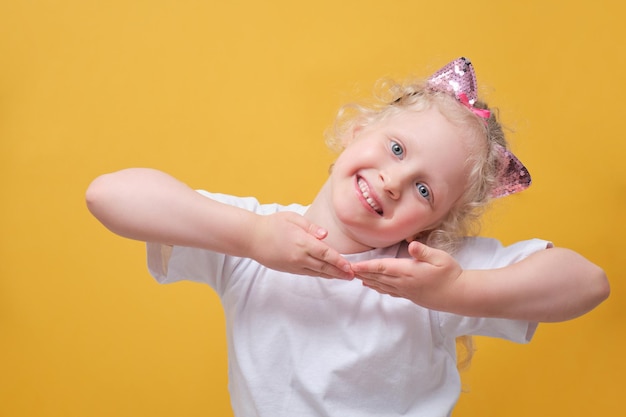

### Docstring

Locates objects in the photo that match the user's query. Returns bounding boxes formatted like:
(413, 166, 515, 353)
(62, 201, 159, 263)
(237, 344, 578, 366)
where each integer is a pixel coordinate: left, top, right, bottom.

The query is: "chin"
(355, 234, 400, 250)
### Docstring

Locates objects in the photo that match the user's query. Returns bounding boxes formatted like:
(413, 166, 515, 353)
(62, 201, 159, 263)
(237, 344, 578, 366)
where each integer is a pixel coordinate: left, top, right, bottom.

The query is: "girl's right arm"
(86, 168, 353, 279)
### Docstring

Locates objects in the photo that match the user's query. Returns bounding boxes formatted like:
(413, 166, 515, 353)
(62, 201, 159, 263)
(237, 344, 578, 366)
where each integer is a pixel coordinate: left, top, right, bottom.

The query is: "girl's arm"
(86, 168, 353, 279)
(352, 241, 609, 322)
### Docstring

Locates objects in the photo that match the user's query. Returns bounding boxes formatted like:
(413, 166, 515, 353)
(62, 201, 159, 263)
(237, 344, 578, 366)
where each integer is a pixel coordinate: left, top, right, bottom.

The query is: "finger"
(303, 266, 352, 281)
(297, 250, 353, 279)
(309, 243, 353, 277)
(351, 259, 405, 277)
(318, 263, 354, 280)
(301, 268, 337, 280)
(290, 214, 329, 240)
(353, 271, 394, 281)
(407, 240, 429, 260)
(356, 273, 398, 289)
(361, 279, 399, 296)
(408, 241, 444, 266)
(351, 260, 389, 274)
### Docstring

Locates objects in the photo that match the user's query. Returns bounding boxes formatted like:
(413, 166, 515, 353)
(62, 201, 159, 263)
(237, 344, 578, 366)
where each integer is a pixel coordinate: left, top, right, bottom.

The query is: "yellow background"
(1, 1, 623, 416)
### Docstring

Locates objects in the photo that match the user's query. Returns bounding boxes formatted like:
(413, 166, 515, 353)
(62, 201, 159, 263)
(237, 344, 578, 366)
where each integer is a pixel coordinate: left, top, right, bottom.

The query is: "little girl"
(86, 58, 608, 417)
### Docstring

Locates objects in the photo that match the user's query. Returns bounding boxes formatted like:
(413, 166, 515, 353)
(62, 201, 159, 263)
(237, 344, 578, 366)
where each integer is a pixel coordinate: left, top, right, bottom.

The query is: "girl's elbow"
(85, 172, 126, 222)
(591, 265, 610, 305)
(85, 174, 112, 216)
(556, 249, 610, 319)
(576, 262, 610, 319)
(86, 176, 103, 213)
(574, 253, 610, 315)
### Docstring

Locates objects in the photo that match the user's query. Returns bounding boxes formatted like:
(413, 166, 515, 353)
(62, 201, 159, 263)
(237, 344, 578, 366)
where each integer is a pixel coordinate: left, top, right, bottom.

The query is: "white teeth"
(358, 178, 382, 214)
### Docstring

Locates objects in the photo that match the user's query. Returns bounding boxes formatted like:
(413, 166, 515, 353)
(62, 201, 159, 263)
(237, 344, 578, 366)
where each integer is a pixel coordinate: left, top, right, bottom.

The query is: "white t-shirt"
(147, 191, 550, 417)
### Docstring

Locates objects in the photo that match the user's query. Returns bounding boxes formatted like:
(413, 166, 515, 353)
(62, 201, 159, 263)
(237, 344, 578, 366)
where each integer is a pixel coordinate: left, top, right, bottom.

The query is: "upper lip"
(357, 176, 383, 216)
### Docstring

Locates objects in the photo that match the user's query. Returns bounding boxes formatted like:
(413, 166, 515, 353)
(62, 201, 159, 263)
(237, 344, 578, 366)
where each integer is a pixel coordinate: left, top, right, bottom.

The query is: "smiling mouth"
(357, 177, 383, 216)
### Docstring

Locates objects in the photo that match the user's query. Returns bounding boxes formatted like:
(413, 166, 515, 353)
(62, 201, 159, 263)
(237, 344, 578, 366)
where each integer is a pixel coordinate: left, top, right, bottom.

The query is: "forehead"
(379, 106, 471, 147)
(380, 95, 484, 138)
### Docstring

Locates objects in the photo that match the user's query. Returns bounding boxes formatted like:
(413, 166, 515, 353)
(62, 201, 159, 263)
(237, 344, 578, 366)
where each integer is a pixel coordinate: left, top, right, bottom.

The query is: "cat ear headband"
(427, 57, 531, 198)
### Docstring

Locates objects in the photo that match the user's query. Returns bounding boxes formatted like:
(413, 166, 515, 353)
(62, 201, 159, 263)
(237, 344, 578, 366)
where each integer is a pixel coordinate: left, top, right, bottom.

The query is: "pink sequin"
(428, 57, 480, 104)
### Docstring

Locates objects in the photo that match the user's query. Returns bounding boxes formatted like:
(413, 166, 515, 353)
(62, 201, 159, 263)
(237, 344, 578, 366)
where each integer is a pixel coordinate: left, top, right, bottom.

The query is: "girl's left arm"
(352, 242, 609, 322)
(457, 246, 609, 321)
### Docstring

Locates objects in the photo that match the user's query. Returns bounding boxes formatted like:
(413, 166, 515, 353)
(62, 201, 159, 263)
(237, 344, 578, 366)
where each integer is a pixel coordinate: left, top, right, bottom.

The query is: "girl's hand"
(351, 241, 463, 310)
(249, 212, 354, 280)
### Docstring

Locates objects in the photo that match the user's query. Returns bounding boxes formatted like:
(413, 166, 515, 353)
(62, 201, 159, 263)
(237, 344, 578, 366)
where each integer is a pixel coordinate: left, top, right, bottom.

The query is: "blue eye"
(416, 183, 430, 199)
(390, 141, 403, 157)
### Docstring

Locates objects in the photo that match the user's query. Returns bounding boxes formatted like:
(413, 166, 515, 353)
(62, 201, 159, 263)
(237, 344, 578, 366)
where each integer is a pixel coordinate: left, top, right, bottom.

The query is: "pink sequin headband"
(426, 57, 531, 198)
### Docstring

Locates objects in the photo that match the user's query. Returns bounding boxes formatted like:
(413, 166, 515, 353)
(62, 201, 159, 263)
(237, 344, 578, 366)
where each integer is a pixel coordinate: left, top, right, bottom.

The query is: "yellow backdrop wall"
(1, 1, 623, 416)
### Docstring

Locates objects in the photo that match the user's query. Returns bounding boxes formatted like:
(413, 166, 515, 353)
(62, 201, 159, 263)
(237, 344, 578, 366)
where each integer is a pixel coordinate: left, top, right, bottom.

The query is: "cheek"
(395, 204, 432, 234)
(331, 151, 355, 174)
(385, 208, 416, 236)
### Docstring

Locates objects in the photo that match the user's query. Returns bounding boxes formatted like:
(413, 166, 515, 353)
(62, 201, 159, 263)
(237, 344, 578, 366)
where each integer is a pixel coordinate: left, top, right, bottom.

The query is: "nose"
(380, 170, 401, 200)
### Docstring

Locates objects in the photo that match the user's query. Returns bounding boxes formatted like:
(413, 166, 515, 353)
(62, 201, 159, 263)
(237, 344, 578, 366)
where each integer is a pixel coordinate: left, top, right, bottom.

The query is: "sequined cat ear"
(491, 145, 532, 198)
(428, 57, 532, 198)
(428, 57, 490, 118)
(428, 57, 480, 105)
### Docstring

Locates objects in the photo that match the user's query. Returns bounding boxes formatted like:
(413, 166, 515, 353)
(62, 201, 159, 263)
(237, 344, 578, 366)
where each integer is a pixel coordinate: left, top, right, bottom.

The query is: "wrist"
(447, 270, 497, 317)
(241, 212, 267, 261)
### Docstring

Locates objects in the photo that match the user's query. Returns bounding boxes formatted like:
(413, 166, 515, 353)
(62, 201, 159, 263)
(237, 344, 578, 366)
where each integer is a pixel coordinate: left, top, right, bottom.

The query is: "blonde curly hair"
(325, 79, 509, 254)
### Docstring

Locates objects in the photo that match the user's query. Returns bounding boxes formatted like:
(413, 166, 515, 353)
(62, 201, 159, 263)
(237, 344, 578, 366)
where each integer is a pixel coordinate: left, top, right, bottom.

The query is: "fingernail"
(316, 227, 328, 238)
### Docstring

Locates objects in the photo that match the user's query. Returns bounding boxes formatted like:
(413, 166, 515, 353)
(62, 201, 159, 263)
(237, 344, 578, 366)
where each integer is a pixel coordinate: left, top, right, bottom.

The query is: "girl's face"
(328, 106, 475, 249)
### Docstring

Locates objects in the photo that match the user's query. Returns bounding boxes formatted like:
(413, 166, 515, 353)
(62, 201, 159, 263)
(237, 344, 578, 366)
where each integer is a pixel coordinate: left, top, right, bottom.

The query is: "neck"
(303, 180, 375, 255)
